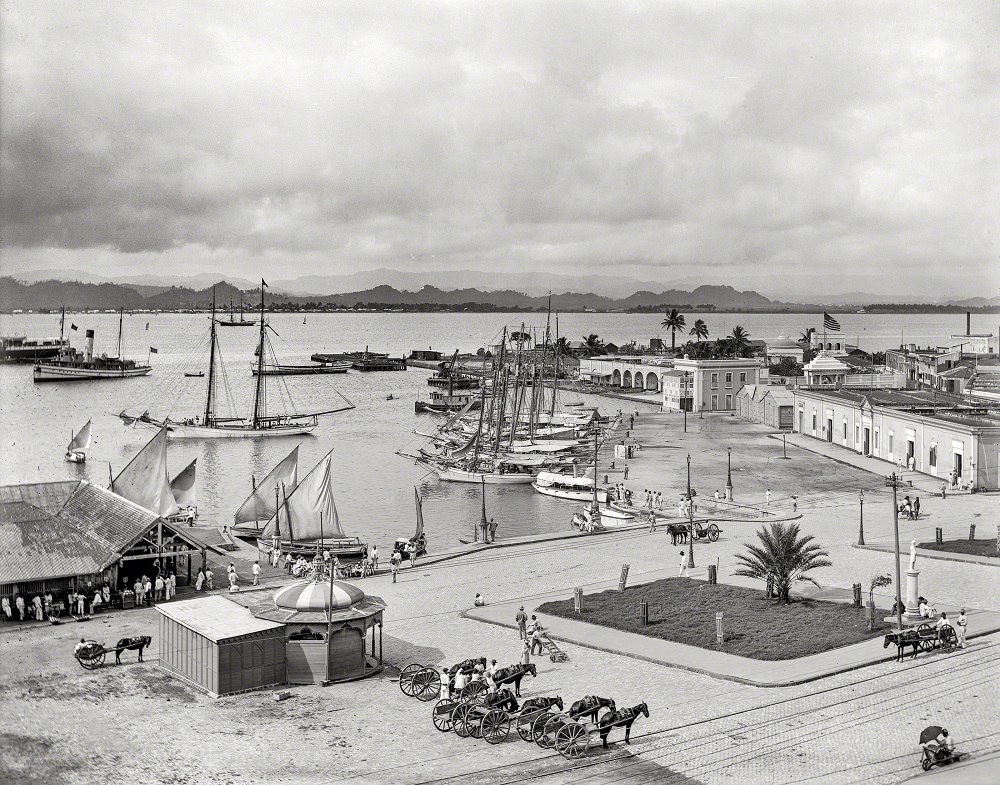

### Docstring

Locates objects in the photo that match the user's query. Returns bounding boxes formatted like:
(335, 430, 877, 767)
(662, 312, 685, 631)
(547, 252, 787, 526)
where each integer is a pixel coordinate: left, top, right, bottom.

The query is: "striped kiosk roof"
(273, 579, 366, 612)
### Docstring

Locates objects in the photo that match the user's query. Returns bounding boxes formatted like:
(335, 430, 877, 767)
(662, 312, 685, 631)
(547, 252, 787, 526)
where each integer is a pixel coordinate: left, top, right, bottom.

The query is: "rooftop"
(156, 595, 284, 642)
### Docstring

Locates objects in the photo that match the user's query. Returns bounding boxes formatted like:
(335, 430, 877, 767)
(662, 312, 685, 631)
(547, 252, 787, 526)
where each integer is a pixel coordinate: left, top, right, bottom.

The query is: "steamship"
(33, 325, 152, 383)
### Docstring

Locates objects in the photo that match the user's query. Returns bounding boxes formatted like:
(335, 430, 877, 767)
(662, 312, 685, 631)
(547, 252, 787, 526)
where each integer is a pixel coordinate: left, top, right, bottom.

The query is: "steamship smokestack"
(85, 329, 95, 362)
(967, 312, 971, 336)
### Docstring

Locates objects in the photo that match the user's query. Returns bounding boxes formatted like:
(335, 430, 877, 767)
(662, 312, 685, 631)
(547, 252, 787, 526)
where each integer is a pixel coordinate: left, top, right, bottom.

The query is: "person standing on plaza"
(205, 567, 214, 590)
(134, 578, 144, 606)
(15, 594, 26, 621)
(252, 560, 261, 586)
(623, 463, 629, 480)
(765, 488, 771, 507)
(144, 576, 153, 606)
(390, 551, 401, 583)
(515, 606, 528, 640)
(155, 574, 165, 602)
(408, 541, 417, 568)
(913, 497, 921, 518)
(678, 551, 688, 578)
(522, 637, 531, 666)
(956, 609, 968, 648)
(196, 568, 205, 592)
(371, 545, 379, 572)
(489, 518, 498, 543)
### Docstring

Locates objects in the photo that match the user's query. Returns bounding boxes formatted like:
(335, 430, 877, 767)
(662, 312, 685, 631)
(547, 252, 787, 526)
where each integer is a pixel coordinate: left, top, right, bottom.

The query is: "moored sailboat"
(64, 419, 92, 463)
(231, 446, 299, 539)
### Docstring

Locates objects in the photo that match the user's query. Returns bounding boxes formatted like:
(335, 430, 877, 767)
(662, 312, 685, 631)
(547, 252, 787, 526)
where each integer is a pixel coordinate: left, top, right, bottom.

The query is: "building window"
(739, 372, 747, 384)
(889, 434, 893, 456)
(725, 394, 732, 409)
(711, 395, 718, 410)
(874, 431, 879, 451)
(725, 372, 733, 386)
(929, 446, 937, 467)
(843, 422, 848, 440)
(711, 373, 718, 387)
(812, 414, 816, 431)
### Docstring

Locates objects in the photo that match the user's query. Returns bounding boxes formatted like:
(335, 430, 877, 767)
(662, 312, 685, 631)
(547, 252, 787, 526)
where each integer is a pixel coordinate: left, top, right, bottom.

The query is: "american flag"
(823, 312, 841, 332)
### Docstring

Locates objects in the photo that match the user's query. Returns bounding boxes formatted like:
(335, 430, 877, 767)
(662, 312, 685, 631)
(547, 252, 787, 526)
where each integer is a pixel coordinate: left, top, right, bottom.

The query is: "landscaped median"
(918, 538, 999, 559)
(538, 579, 889, 660)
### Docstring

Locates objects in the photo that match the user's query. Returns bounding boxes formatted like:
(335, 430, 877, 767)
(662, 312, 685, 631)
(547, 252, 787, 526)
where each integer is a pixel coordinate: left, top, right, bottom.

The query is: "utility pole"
(885, 473, 904, 630)
(687, 454, 695, 569)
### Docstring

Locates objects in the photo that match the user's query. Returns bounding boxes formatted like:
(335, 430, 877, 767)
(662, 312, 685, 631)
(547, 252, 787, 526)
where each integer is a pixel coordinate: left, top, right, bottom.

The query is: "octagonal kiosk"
(254, 578, 385, 685)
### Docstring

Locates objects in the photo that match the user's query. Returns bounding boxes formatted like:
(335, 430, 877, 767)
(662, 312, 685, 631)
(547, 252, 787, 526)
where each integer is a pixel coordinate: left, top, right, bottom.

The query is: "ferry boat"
(533, 471, 607, 502)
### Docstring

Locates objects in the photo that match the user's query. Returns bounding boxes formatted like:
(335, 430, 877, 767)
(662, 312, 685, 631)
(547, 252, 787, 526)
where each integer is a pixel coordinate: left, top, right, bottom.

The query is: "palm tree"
(733, 522, 833, 603)
(660, 309, 686, 355)
(798, 327, 816, 344)
(729, 325, 751, 358)
(582, 334, 605, 357)
(554, 336, 572, 357)
(689, 319, 709, 342)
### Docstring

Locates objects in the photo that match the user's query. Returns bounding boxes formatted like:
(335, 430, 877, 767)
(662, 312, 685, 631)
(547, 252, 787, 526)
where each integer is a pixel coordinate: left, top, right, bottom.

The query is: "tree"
(868, 573, 892, 630)
(689, 319, 709, 342)
(729, 325, 751, 358)
(768, 357, 803, 377)
(554, 337, 572, 357)
(799, 328, 816, 344)
(733, 522, 832, 603)
(660, 309, 686, 355)
(582, 334, 605, 357)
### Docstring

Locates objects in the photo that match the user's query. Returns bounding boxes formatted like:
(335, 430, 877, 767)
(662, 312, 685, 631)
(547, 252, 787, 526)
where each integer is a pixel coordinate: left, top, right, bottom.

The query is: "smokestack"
(967, 312, 971, 336)
(85, 329, 95, 362)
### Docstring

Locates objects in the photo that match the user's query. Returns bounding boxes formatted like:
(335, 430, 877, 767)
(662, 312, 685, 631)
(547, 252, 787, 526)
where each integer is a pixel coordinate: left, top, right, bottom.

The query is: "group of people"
(917, 597, 969, 648)
(898, 495, 921, 520)
(515, 607, 547, 657)
(611, 484, 634, 508)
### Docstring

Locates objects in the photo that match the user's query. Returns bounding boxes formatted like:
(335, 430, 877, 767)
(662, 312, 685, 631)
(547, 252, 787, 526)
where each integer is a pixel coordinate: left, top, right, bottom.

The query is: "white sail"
(262, 450, 344, 541)
(414, 487, 424, 540)
(234, 446, 299, 524)
(170, 459, 197, 508)
(67, 420, 92, 453)
(112, 427, 180, 518)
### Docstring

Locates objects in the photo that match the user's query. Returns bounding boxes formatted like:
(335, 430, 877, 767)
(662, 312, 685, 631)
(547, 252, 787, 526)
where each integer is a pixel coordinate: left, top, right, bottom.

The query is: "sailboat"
(394, 487, 428, 557)
(231, 446, 299, 538)
(571, 431, 611, 532)
(118, 282, 353, 438)
(217, 296, 256, 327)
(166, 459, 198, 524)
(110, 427, 181, 519)
(34, 311, 152, 382)
(64, 419, 92, 463)
(257, 449, 367, 559)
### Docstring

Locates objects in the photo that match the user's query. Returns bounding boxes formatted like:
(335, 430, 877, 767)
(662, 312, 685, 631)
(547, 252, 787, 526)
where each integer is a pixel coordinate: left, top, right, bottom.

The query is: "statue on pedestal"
(909, 540, 917, 571)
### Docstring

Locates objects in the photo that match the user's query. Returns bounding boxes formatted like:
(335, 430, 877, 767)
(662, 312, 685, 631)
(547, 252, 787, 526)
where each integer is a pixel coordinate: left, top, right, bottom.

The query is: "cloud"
(1, 1, 998, 298)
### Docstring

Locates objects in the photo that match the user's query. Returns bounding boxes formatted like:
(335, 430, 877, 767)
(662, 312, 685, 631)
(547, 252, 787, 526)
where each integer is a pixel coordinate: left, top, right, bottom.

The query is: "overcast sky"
(1, 1, 998, 299)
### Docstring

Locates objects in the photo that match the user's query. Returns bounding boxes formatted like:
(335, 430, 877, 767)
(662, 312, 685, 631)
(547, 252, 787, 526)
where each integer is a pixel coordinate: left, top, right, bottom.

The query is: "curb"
(853, 543, 1000, 569)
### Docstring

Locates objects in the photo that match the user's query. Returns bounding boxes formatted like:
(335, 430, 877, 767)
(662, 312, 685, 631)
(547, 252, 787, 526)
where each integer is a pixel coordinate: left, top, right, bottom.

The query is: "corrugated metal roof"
(157, 595, 285, 642)
(0, 480, 160, 585)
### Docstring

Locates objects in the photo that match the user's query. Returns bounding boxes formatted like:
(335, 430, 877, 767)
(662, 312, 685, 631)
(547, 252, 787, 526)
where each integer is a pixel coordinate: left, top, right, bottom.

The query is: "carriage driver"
(922, 728, 953, 755)
(74, 638, 89, 655)
(935, 613, 954, 640)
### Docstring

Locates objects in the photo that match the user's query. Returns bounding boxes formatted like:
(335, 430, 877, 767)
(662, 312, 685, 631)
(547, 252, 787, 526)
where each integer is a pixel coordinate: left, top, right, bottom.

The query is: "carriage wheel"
(432, 700, 455, 733)
(453, 704, 473, 738)
(461, 680, 486, 702)
(917, 623, 932, 634)
(531, 712, 551, 745)
(556, 722, 590, 759)
(940, 626, 957, 650)
(414, 668, 441, 702)
(481, 709, 510, 745)
(399, 663, 423, 696)
(538, 714, 565, 749)
(77, 649, 105, 670)
(517, 714, 535, 742)
(921, 758, 933, 771)
(707, 524, 720, 542)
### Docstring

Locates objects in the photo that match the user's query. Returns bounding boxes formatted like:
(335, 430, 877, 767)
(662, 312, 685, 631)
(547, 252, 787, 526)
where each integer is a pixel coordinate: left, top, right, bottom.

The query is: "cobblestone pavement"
(2, 412, 998, 785)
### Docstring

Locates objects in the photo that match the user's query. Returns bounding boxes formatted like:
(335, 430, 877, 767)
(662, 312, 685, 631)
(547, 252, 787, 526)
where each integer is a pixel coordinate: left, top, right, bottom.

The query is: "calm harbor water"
(0, 310, 993, 550)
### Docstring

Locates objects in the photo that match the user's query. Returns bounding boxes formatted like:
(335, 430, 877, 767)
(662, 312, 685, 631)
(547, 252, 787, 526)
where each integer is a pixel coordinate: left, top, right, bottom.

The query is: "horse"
(883, 629, 920, 662)
(598, 702, 649, 748)
(667, 523, 688, 545)
(447, 657, 485, 679)
(569, 695, 616, 723)
(114, 635, 152, 664)
(483, 687, 519, 713)
(492, 662, 537, 697)
(521, 696, 563, 713)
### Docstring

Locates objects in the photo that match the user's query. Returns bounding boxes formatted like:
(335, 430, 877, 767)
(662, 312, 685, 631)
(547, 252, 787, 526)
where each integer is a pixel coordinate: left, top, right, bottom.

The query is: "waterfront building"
(666, 357, 765, 413)
(790, 388, 1000, 490)
(578, 356, 666, 393)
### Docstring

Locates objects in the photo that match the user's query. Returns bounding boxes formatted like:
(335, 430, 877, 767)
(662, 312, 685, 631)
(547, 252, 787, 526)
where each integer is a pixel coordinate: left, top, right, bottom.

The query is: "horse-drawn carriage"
(73, 636, 152, 669)
(665, 520, 721, 544)
(448, 691, 563, 744)
(883, 622, 957, 662)
(536, 695, 649, 758)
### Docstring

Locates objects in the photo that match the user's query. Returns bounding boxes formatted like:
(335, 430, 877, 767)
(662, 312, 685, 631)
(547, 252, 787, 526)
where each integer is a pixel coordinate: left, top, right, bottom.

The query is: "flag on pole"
(823, 312, 841, 332)
(261, 279, 269, 288)
(149, 346, 159, 354)
(70, 323, 78, 331)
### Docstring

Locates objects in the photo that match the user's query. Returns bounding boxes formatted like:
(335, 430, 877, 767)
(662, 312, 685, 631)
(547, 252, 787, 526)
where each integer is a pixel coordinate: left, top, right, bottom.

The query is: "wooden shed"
(156, 595, 286, 697)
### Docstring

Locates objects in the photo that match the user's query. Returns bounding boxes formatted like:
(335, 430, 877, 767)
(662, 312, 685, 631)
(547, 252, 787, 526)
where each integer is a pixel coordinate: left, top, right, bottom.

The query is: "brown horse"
(492, 663, 537, 697)
(569, 695, 616, 723)
(883, 629, 920, 662)
(483, 687, 519, 713)
(114, 635, 152, 664)
(599, 702, 649, 748)
(521, 696, 563, 713)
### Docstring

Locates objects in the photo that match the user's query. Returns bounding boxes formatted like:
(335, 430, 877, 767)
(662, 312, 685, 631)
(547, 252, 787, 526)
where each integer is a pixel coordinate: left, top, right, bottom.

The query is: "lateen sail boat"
(232, 446, 299, 538)
(394, 487, 428, 557)
(258, 449, 366, 558)
(110, 427, 181, 518)
(65, 419, 92, 463)
(118, 282, 353, 438)
(166, 459, 198, 524)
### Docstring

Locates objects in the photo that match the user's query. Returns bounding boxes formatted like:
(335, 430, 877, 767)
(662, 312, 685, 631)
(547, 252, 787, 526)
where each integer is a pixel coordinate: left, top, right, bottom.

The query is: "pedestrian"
(648, 509, 657, 533)
(714, 489, 720, 503)
(228, 570, 239, 592)
(678, 551, 688, 578)
(371, 545, 379, 571)
(76, 591, 86, 616)
(528, 616, 545, 655)
(196, 568, 205, 591)
(205, 567, 214, 590)
(913, 497, 921, 518)
(102, 584, 111, 606)
(408, 542, 417, 568)
(791, 495, 798, 512)
(285, 552, 293, 573)
(252, 560, 261, 586)
(521, 637, 531, 666)
(629, 416, 634, 429)
(941, 482, 947, 499)
(489, 518, 498, 542)
(134, 578, 144, 605)
(950, 468, 958, 488)
(907, 455, 915, 472)
(515, 606, 528, 640)
(144, 576, 153, 606)
(15, 594, 26, 621)
(91, 590, 102, 614)
(623, 463, 629, 480)
(154, 575, 165, 602)
(765, 488, 771, 507)
(32, 595, 43, 621)
(956, 609, 968, 648)
(390, 551, 400, 583)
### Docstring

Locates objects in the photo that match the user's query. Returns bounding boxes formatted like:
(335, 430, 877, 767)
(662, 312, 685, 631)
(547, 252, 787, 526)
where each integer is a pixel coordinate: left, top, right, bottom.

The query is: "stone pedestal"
(903, 568, 921, 620)
(725, 484, 733, 501)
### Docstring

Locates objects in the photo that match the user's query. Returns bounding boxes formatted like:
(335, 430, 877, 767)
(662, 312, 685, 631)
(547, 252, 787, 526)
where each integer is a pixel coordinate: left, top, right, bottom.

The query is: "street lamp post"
(857, 489, 865, 546)
(687, 454, 695, 569)
(726, 447, 733, 501)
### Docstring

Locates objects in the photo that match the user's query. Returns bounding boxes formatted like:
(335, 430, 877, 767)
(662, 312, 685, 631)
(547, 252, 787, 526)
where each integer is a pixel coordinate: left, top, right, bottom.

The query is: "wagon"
(74, 640, 109, 670)
(399, 663, 489, 703)
(691, 521, 721, 542)
(430, 691, 489, 733)
(919, 726, 963, 771)
(537, 702, 648, 758)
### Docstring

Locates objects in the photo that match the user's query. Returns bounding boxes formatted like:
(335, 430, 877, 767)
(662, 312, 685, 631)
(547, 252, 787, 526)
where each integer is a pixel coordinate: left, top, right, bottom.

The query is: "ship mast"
(252, 281, 267, 428)
(204, 289, 218, 425)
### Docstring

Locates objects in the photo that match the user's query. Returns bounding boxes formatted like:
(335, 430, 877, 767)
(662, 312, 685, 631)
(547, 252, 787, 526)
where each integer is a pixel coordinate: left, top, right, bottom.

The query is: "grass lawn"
(537, 579, 889, 660)
(918, 539, 999, 558)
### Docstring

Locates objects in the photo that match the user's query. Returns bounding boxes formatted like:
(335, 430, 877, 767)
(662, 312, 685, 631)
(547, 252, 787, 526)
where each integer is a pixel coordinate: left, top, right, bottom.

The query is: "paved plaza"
(1, 411, 998, 785)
